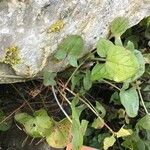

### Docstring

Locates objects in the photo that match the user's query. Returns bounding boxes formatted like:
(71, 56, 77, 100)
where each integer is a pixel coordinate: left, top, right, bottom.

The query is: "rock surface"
(0, 0, 150, 83)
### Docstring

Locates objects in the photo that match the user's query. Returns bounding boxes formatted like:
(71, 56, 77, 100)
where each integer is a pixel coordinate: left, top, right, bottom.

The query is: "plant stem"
(51, 86, 72, 123)
(58, 81, 115, 134)
(102, 79, 121, 91)
(136, 82, 150, 115)
(91, 57, 106, 62)
(63, 51, 95, 91)
(57, 87, 71, 105)
(0, 102, 26, 125)
(11, 84, 34, 112)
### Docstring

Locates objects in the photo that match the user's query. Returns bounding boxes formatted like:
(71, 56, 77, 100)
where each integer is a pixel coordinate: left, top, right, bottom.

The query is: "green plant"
(0, 110, 12, 131)
(42, 16, 149, 150)
(5, 16, 149, 150)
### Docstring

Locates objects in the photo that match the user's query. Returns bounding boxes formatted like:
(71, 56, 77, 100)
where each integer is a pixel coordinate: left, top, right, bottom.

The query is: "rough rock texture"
(0, 0, 150, 83)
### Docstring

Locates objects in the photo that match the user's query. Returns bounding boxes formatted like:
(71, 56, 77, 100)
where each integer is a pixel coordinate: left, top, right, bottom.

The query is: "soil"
(0, 80, 66, 150)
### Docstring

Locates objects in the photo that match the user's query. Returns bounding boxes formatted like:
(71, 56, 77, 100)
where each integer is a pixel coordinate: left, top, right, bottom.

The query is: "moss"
(47, 19, 64, 33)
(4, 45, 21, 65)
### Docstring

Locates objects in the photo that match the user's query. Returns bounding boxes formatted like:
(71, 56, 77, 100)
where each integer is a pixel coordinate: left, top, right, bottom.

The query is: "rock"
(0, 0, 150, 83)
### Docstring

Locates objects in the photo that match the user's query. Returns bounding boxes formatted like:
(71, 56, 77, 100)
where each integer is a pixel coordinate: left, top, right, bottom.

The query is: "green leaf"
(115, 37, 123, 46)
(15, 113, 41, 138)
(122, 82, 130, 90)
(43, 71, 57, 86)
(83, 70, 92, 90)
(105, 46, 139, 82)
(92, 118, 104, 129)
(54, 48, 67, 60)
(110, 92, 120, 105)
(68, 36, 84, 57)
(119, 88, 139, 118)
(96, 38, 114, 57)
(136, 114, 150, 130)
(15, 109, 55, 138)
(34, 109, 55, 137)
(110, 17, 129, 37)
(23, 118, 42, 138)
(14, 112, 33, 125)
(54, 35, 84, 67)
(126, 41, 135, 51)
(91, 63, 110, 81)
(68, 55, 78, 67)
(72, 119, 88, 150)
(121, 132, 145, 150)
(71, 73, 82, 90)
(124, 35, 139, 49)
(103, 135, 116, 150)
(146, 16, 150, 27)
(116, 127, 133, 138)
(0, 110, 12, 131)
(127, 50, 145, 82)
(46, 118, 72, 148)
(95, 101, 106, 118)
(71, 98, 88, 150)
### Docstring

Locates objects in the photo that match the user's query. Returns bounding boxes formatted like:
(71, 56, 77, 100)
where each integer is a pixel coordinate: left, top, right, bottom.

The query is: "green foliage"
(15, 109, 72, 148)
(46, 118, 72, 148)
(103, 135, 116, 150)
(43, 71, 57, 86)
(127, 50, 145, 82)
(110, 17, 129, 37)
(96, 38, 114, 57)
(92, 42, 140, 82)
(15, 109, 55, 138)
(91, 63, 109, 81)
(71, 97, 89, 150)
(116, 127, 132, 138)
(6, 16, 149, 150)
(119, 88, 139, 118)
(126, 41, 135, 51)
(71, 72, 82, 90)
(95, 101, 106, 118)
(91, 118, 104, 129)
(0, 110, 12, 131)
(136, 114, 150, 130)
(91, 101, 106, 129)
(83, 70, 92, 90)
(54, 35, 84, 67)
(105, 45, 139, 82)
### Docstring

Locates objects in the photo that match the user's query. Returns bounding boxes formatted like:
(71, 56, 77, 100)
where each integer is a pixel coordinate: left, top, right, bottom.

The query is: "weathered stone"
(0, 0, 150, 83)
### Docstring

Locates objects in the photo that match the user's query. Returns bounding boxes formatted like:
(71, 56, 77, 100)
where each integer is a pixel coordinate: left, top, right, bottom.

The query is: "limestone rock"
(0, 0, 150, 83)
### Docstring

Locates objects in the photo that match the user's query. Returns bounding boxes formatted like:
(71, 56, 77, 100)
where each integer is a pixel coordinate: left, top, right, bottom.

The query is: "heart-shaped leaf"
(119, 88, 139, 118)
(54, 35, 84, 67)
(15, 109, 55, 138)
(105, 46, 139, 82)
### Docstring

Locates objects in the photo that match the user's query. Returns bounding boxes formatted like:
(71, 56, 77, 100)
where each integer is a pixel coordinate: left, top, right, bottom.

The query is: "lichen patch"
(47, 19, 64, 33)
(4, 45, 21, 66)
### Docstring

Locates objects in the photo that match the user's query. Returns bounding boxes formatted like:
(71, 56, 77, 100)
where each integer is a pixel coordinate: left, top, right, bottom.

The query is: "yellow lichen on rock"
(4, 45, 21, 65)
(47, 19, 64, 33)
